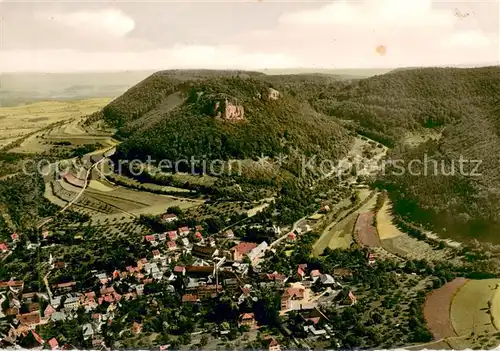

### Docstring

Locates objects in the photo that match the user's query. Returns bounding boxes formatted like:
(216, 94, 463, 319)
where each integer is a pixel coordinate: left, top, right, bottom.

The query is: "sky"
(0, 0, 499, 72)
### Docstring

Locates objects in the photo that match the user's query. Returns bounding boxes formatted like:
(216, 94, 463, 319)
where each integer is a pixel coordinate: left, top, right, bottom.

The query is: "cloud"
(242, 0, 498, 68)
(1, 1, 498, 72)
(47, 9, 135, 37)
(444, 30, 491, 48)
(278, 0, 454, 28)
(0, 45, 298, 73)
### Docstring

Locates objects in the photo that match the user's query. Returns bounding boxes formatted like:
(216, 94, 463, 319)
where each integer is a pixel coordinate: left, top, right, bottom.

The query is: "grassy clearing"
(450, 279, 500, 337)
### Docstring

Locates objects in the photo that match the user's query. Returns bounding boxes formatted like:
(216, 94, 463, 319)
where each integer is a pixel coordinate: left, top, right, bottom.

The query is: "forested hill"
(338, 66, 500, 242)
(112, 75, 352, 164)
(317, 66, 500, 146)
(97, 70, 265, 128)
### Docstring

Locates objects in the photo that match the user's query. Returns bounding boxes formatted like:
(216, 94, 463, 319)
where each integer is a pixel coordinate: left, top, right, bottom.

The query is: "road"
(268, 214, 308, 249)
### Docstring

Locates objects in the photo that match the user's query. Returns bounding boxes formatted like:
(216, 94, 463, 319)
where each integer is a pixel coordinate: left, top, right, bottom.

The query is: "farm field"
(424, 278, 500, 349)
(46, 161, 203, 221)
(0, 98, 111, 151)
(491, 284, 500, 330)
(423, 277, 468, 340)
(376, 200, 402, 240)
(312, 213, 355, 256)
(354, 211, 380, 247)
(376, 199, 451, 261)
(312, 191, 377, 256)
(450, 279, 500, 337)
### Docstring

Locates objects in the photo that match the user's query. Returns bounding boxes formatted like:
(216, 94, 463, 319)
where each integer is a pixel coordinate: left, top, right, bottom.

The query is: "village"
(0, 202, 374, 350)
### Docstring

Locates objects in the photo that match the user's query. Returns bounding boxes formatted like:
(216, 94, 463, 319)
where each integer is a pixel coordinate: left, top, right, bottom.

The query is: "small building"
(0, 242, 8, 253)
(173, 266, 185, 275)
(238, 312, 257, 330)
(266, 337, 281, 351)
(131, 322, 142, 334)
(194, 232, 203, 241)
(310, 270, 321, 282)
(161, 213, 178, 223)
(48, 338, 59, 350)
(192, 245, 218, 260)
(144, 235, 156, 243)
(167, 231, 178, 241)
(82, 323, 94, 340)
(178, 227, 190, 236)
(319, 274, 336, 286)
(167, 241, 177, 251)
(247, 241, 268, 262)
(287, 232, 297, 242)
(231, 242, 258, 262)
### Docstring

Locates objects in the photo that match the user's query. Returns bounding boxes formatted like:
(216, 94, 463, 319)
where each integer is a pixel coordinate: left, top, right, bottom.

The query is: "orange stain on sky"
(375, 45, 387, 56)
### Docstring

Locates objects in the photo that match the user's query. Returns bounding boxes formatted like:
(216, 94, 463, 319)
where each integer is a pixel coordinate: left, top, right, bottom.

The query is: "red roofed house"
(266, 337, 281, 351)
(16, 311, 42, 327)
(161, 213, 178, 223)
(238, 312, 257, 329)
(195, 225, 203, 231)
(132, 322, 142, 334)
(287, 232, 297, 241)
(297, 265, 306, 280)
(137, 258, 148, 270)
(167, 231, 178, 241)
(231, 242, 258, 262)
(310, 270, 321, 281)
(44, 305, 56, 317)
(144, 235, 156, 243)
(167, 241, 177, 251)
(194, 232, 203, 241)
(280, 285, 310, 312)
(173, 266, 185, 275)
(348, 290, 357, 305)
(48, 338, 59, 350)
(368, 252, 376, 265)
(11, 233, 19, 241)
(0, 242, 8, 253)
(152, 250, 161, 259)
(266, 272, 286, 283)
(178, 227, 190, 235)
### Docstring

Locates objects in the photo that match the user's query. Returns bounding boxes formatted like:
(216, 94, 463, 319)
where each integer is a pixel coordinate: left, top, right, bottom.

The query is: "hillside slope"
(332, 67, 500, 242)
